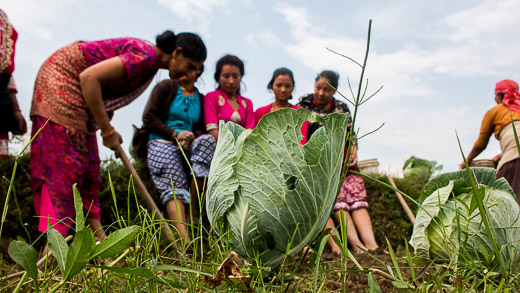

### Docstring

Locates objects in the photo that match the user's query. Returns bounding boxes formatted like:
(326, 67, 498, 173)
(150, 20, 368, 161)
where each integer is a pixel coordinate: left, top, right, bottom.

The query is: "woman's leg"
(335, 209, 367, 253)
(351, 208, 378, 251)
(189, 134, 216, 225)
(147, 141, 191, 242)
(188, 177, 205, 225)
(324, 217, 342, 256)
(86, 218, 106, 240)
(166, 198, 188, 244)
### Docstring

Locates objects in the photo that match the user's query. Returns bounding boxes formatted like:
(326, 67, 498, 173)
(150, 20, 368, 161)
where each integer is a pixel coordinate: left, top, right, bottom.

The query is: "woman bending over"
(30, 30, 206, 238)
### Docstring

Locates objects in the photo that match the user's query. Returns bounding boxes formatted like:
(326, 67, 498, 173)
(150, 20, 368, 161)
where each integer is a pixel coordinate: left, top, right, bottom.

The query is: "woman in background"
(460, 79, 520, 201)
(204, 54, 254, 140)
(141, 67, 215, 243)
(30, 30, 206, 238)
(255, 67, 307, 143)
(0, 9, 27, 158)
(298, 70, 378, 254)
(255, 67, 299, 125)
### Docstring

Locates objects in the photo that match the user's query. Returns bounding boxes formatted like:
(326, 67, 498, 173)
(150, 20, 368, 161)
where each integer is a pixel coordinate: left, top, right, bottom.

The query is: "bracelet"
(101, 127, 116, 138)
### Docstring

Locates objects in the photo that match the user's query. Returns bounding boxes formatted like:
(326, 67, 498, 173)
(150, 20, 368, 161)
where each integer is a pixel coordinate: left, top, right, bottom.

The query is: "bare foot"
(367, 245, 379, 251)
(331, 247, 341, 256)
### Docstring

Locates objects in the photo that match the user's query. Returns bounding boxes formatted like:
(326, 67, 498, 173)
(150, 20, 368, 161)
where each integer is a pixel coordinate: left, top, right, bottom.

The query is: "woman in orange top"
(460, 79, 520, 201)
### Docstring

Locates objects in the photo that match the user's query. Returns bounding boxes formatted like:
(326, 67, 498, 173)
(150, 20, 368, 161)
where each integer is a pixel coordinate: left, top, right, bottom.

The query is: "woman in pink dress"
(30, 31, 207, 238)
(254, 67, 307, 143)
(254, 67, 300, 125)
(204, 55, 254, 140)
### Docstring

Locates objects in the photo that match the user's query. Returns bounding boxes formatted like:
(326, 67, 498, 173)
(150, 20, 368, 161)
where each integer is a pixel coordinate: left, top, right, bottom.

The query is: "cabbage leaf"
(410, 168, 520, 268)
(206, 108, 350, 265)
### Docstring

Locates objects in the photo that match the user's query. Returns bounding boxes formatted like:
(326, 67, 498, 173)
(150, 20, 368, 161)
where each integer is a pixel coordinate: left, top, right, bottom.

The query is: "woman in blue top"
(136, 68, 216, 243)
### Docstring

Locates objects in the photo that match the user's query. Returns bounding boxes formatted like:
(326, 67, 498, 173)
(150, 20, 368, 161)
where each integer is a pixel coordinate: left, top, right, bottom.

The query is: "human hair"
(156, 30, 207, 62)
(214, 54, 245, 93)
(315, 70, 339, 89)
(267, 67, 295, 91)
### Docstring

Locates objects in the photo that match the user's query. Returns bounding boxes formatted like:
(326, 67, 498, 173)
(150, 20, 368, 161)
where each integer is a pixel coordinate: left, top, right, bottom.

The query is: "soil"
(284, 249, 413, 292)
(0, 240, 415, 292)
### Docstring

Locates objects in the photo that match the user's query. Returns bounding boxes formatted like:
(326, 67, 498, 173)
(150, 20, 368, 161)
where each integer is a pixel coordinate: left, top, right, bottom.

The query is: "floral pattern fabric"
(204, 89, 254, 131)
(334, 173, 369, 211)
(31, 38, 157, 134)
(30, 116, 101, 236)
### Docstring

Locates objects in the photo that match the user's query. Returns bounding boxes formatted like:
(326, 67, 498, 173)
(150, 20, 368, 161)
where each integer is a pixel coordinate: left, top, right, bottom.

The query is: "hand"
(11, 112, 27, 135)
(459, 161, 470, 169)
(177, 130, 195, 143)
(178, 139, 190, 152)
(102, 129, 123, 158)
(348, 153, 357, 166)
(176, 131, 194, 151)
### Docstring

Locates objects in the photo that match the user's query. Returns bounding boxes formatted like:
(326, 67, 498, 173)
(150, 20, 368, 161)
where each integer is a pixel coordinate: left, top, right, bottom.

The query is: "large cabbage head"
(410, 168, 520, 266)
(206, 108, 350, 265)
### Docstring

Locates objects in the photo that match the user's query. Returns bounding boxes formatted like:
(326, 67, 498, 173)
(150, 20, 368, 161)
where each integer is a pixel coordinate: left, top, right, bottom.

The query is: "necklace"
(181, 85, 195, 93)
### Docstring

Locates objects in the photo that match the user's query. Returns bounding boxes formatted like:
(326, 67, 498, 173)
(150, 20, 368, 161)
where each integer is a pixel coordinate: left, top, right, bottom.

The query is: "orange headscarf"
(496, 79, 520, 113)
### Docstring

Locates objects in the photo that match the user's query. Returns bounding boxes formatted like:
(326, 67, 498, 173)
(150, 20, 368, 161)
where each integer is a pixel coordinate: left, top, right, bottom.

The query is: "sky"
(3, 0, 520, 176)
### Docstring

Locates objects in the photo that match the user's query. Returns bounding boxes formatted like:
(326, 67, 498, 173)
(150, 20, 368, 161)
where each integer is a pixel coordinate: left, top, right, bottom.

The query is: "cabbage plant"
(206, 108, 350, 265)
(410, 168, 520, 268)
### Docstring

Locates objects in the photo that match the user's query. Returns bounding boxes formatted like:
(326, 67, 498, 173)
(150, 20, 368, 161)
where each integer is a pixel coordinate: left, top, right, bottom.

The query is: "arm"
(208, 129, 219, 141)
(8, 77, 27, 135)
(244, 99, 255, 129)
(348, 144, 358, 166)
(142, 80, 177, 140)
(459, 110, 495, 169)
(79, 56, 126, 156)
(254, 109, 262, 127)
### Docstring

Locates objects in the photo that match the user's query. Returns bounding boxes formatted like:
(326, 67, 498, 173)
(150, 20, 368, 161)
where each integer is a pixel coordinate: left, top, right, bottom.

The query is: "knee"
(198, 134, 216, 146)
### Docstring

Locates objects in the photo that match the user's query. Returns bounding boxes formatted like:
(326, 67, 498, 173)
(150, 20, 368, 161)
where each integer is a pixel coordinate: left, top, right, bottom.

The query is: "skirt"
(31, 115, 101, 236)
(334, 173, 369, 212)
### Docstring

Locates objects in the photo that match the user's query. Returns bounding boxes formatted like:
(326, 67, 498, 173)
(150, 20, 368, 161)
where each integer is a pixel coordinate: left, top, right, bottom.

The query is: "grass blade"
(47, 226, 69, 273)
(90, 225, 139, 259)
(8, 240, 39, 289)
(63, 228, 94, 281)
(73, 184, 85, 232)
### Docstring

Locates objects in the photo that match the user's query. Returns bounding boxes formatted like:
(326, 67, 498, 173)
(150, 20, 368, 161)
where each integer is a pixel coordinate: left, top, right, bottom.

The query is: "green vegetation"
(206, 110, 350, 265)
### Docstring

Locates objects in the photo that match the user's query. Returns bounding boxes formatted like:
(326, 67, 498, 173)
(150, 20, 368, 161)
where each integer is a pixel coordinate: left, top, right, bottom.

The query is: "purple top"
(204, 89, 255, 130)
(79, 37, 158, 111)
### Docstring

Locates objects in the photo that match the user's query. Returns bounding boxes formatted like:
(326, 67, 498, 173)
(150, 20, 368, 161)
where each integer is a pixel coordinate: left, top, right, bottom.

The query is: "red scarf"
(496, 79, 520, 113)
